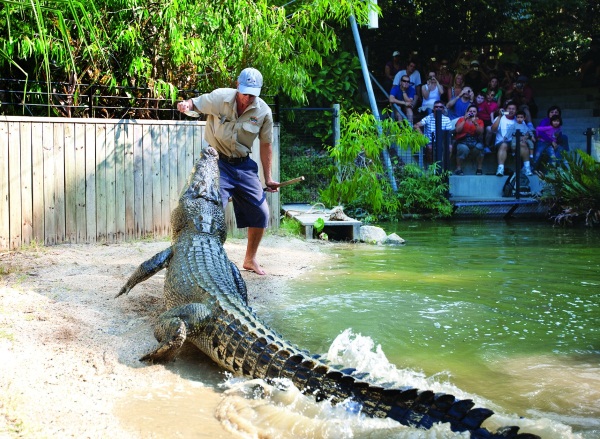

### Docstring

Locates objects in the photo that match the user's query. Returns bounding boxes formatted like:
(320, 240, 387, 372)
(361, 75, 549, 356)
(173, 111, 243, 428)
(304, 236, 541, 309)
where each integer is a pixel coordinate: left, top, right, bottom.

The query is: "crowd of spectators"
(385, 47, 569, 176)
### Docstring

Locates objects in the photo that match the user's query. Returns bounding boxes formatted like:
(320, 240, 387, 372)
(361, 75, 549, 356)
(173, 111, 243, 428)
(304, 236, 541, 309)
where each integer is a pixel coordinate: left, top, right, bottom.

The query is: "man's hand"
(264, 180, 280, 193)
(177, 100, 191, 113)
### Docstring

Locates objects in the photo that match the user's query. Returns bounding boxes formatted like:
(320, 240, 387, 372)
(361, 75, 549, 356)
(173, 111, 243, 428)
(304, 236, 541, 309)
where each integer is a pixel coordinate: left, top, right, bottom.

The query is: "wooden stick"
(272, 176, 305, 188)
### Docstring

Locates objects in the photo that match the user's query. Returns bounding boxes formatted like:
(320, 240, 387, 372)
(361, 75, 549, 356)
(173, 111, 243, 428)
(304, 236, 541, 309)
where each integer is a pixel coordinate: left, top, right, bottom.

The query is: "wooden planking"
(132, 123, 144, 238)
(42, 122, 56, 246)
(85, 124, 97, 243)
(8, 122, 21, 249)
(0, 122, 7, 249)
(74, 123, 87, 242)
(150, 125, 162, 237)
(168, 125, 179, 212)
(0, 116, 280, 250)
(113, 121, 127, 241)
(95, 123, 107, 242)
(64, 123, 77, 243)
(54, 123, 66, 244)
(142, 124, 153, 237)
(31, 122, 45, 245)
(20, 122, 33, 246)
(159, 124, 171, 236)
(105, 123, 117, 243)
(122, 121, 135, 239)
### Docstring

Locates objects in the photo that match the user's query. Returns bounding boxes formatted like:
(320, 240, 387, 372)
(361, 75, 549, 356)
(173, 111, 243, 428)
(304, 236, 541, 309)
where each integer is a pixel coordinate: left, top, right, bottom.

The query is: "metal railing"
(0, 78, 279, 120)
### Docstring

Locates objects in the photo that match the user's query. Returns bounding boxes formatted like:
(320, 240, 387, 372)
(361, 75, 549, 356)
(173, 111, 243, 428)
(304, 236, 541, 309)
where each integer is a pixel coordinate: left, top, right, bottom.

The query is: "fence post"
(584, 127, 594, 155)
(332, 104, 340, 148)
(88, 85, 94, 118)
(515, 131, 522, 200)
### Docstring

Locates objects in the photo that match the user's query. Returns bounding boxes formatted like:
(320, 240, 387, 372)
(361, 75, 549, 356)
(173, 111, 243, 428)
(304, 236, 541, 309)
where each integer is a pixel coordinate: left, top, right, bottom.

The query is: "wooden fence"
(0, 116, 280, 251)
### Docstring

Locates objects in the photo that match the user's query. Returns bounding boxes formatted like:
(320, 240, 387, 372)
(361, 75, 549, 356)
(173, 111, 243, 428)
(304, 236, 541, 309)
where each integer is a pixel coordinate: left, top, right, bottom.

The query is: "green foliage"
(279, 131, 332, 205)
(0, 0, 376, 106)
(313, 217, 325, 233)
(395, 163, 453, 218)
(277, 216, 303, 237)
(539, 150, 600, 227)
(320, 110, 428, 215)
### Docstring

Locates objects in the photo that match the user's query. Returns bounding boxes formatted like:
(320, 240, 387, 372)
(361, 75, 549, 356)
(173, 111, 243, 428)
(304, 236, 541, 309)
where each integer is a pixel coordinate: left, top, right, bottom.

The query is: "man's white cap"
(238, 68, 263, 96)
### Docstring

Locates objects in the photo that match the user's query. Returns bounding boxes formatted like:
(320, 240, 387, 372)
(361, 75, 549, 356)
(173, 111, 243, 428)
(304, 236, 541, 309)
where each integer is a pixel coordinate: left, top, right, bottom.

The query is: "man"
(392, 59, 422, 90)
(491, 102, 532, 177)
(453, 104, 485, 175)
(389, 74, 416, 124)
(177, 67, 278, 275)
(446, 86, 474, 121)
(413, 101, 453, 163)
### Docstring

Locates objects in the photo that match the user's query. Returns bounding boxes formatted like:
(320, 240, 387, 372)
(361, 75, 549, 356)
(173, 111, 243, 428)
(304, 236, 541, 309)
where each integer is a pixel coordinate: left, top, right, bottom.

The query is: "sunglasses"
(434, 106, 444, 109)
(401, 79, 410, 83)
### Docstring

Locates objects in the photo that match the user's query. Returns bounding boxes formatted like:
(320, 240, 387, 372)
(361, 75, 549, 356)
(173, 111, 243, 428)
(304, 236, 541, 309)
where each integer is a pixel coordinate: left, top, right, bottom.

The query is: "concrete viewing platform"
(449, 174, 548, 218)
(282, 204, 363, 240)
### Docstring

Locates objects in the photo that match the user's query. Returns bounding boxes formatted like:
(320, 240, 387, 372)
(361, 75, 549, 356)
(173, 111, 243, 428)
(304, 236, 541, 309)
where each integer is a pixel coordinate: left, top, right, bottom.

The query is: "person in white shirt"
(490, 102, 532, 176)
(392, 59, 422, 90)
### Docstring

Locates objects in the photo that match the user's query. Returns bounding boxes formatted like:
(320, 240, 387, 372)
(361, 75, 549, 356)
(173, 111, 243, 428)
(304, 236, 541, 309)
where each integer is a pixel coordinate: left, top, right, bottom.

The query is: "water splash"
(217, 329, 583, 439)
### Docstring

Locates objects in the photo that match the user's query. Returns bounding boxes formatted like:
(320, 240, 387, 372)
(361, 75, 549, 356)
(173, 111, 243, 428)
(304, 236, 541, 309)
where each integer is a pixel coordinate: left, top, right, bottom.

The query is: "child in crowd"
(534, 115, 568, 169)
(477, 90, 499, 153)
(507, 110, 536, 167)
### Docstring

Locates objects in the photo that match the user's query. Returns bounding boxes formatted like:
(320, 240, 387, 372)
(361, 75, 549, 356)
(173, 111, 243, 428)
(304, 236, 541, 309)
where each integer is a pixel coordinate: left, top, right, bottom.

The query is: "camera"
(467, 112, 476, 118)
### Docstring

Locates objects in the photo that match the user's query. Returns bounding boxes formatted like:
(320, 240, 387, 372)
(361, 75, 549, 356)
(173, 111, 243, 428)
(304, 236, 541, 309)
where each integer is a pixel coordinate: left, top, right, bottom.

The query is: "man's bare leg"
(243, 227, 266, 275)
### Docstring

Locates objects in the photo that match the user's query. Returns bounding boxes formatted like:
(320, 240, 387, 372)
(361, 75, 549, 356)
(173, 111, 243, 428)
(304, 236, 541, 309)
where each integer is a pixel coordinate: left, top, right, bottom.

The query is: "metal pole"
(584, 128, 594, 155)
(332, 103, 340, 148)
(515, 131, 521, 200)
(349, 15, 397, 192)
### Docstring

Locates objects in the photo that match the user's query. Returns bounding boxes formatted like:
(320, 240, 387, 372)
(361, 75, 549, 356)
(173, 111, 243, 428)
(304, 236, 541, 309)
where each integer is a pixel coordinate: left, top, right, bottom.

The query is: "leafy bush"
(395, 163, 453, 218)
(320, 109, 441, 218)
(539, 150, 600, 227)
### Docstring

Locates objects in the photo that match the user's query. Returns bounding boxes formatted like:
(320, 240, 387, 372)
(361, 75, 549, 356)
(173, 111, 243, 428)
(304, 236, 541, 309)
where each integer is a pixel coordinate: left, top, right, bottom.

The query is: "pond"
(261, 220, 600, 438)
(120, 220, 599, 438)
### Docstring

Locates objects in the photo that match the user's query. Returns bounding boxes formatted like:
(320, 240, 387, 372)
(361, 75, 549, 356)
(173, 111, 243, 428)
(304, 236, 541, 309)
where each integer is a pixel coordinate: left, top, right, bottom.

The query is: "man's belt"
(218, 152, 249, 165)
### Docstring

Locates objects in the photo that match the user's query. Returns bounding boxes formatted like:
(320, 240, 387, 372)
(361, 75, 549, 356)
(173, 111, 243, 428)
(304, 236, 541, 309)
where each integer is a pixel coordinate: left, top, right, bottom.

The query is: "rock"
(359, 225, 387, 244)
(385, 233, 406, 245)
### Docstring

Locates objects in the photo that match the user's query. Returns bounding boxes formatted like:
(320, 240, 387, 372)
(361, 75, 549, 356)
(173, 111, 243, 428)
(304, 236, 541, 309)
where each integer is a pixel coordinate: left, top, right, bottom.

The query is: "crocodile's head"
(183, 147, 221, 205)
(171, 147, 226, 243)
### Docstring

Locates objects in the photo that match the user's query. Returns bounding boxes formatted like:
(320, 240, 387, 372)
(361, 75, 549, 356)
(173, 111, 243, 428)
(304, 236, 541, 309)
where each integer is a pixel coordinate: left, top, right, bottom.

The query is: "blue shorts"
(218, 158, 269, 229)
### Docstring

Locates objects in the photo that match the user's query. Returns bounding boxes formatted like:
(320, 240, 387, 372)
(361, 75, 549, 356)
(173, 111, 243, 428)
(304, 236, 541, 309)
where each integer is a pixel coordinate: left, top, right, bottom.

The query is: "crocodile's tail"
(259, 351, 540, 439)
(207, 310, 540, 439)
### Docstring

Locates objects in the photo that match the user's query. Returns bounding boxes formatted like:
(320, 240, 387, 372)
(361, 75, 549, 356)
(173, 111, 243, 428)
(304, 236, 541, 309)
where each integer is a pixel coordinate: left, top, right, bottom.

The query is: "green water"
(265, 220, 600, 436)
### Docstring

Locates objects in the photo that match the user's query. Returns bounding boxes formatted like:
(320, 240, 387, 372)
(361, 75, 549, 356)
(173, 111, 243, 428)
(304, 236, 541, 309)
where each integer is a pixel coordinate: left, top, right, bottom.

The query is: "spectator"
(384, 51, 403, 91)
(453, 104, 485, 175)
(436, 59, 454, 96)
(491, 102, 532, 176)
(420, 71, 444, 114)
(481, 76, 503, 107)
(447, 72, 465, 103)
(447, 86, 474, 121)
(477, 90, 499, 152)
(477, 90, 499, 127)
(504, 75, 537, 121)
(414, 100, 453, 163)
(392, 59, 422, 91)
(534, 115, 569, 169)
(538, 105, 562, 127)
(454, 47, 475, 72)
(464, 60, 488, 92)
(506, 110, 536, 173)
(390, 74, 416, 124)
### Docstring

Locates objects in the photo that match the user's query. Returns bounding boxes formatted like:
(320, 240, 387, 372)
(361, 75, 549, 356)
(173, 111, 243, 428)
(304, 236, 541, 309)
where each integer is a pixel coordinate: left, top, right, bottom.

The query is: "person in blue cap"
(177, 68, 278, 275)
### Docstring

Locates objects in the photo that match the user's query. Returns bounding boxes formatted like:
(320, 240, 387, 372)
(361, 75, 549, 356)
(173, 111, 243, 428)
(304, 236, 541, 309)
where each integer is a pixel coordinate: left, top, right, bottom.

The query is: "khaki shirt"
(191, 88, 273, 158)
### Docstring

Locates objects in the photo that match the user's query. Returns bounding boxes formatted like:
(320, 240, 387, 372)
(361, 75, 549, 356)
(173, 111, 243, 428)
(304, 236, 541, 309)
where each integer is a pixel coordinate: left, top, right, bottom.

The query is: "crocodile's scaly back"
(118, 147, 540, 439)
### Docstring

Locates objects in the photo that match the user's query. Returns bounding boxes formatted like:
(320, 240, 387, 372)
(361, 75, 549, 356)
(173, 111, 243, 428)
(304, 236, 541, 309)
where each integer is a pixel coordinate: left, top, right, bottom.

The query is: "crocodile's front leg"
(141, 302, 212, 363)
(116, 247, 173, 298)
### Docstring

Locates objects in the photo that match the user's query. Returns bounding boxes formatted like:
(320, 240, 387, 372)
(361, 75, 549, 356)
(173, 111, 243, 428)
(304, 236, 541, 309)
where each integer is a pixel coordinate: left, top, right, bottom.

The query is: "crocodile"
(117, 146, 540, 439)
